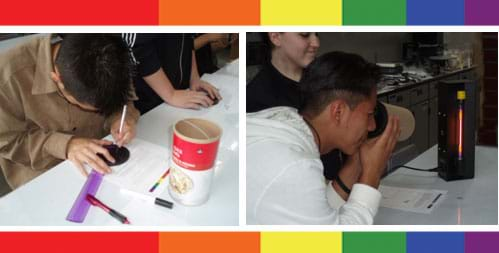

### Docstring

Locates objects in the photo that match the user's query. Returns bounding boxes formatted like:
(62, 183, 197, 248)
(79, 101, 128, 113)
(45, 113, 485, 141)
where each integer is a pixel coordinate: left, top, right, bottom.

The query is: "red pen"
(86, 194, 130, 224)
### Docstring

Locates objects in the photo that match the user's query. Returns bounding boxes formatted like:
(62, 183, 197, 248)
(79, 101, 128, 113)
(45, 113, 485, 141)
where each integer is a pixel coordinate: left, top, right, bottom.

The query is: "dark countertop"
(377, 66, 476, 97)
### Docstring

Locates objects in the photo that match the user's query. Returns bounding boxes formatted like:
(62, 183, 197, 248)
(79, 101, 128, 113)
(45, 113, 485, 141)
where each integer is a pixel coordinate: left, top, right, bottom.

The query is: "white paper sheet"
(216, 59, 238, 77)
(103, 138, 171, 196)
(201, 73, 238, 113)
(103, 198, 189, 226)
(379, 185, 447, 214)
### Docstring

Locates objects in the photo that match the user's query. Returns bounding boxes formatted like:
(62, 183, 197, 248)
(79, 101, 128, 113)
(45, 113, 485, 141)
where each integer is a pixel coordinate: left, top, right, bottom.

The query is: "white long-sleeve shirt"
(246, 107, 381, 225)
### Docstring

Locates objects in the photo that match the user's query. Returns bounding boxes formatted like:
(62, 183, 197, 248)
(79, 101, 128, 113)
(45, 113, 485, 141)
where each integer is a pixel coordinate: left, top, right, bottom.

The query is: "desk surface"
(375, 145, 498, 225)
(0, 61, 239, 226)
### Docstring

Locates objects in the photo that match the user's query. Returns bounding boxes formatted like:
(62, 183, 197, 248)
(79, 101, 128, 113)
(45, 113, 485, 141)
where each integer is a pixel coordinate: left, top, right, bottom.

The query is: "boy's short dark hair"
(300, 51, 381, 117)
(55, 34, 134, 116)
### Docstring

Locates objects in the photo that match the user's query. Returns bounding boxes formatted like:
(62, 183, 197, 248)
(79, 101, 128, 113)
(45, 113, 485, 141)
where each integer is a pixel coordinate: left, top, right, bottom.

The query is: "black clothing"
(247, 63, 304, 113)
(123, 33, 194, 114)
(195, 34, 219, 76)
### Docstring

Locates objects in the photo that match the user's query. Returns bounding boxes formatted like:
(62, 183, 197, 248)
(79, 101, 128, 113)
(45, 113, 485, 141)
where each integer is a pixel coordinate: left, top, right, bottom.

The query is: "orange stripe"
(159, 232, 260, 253)
(159, 0, 259, 25)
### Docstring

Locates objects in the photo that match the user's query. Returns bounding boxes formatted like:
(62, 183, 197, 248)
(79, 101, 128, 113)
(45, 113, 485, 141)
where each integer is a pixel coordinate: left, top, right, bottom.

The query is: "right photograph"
(246, 32, 498, 225)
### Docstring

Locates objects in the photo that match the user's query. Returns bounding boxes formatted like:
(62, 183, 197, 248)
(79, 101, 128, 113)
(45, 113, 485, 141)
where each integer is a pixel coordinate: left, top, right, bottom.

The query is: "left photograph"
(0, 33, 239, 226)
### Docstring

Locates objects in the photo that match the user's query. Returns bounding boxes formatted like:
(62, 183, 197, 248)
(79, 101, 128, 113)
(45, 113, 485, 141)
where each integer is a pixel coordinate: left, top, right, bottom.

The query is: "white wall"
(317, 32, 411, 63)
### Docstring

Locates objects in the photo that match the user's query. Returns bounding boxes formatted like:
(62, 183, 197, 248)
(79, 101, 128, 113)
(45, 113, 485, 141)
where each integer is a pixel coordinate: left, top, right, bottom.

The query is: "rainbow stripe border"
(1, 0, 498, 25)
(0, 232, 497, 252)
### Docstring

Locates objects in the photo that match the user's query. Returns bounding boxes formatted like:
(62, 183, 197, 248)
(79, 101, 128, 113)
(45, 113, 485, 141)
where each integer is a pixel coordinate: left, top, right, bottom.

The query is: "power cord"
(394, 165, 439, 172)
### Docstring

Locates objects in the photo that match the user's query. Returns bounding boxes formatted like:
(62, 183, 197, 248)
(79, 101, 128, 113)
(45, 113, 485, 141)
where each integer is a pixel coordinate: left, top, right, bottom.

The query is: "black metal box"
(437, 79, 476, 181)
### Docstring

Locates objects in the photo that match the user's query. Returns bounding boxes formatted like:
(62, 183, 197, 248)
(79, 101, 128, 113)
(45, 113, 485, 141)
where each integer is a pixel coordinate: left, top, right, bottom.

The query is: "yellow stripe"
(261, 0, 342, 25)
(261, 232, 342, 253)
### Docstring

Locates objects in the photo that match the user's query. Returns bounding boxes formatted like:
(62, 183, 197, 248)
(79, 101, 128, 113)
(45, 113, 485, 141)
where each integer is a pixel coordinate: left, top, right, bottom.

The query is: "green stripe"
(343, 232, 406, 253)
(343, 0, 406, 25)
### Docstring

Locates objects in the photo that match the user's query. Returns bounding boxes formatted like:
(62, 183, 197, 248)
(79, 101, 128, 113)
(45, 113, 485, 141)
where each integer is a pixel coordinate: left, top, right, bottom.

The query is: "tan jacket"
(0, 34, 139, 189)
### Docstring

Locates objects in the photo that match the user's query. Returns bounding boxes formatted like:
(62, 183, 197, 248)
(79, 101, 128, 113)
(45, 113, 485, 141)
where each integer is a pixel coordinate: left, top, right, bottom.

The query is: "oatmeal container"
(168, 118, 222, 205)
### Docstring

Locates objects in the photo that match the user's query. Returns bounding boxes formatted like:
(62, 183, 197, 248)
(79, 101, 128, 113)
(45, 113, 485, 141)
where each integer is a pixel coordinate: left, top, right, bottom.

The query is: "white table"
(375, 145, 498, 225)
(0, 60, 239, 226)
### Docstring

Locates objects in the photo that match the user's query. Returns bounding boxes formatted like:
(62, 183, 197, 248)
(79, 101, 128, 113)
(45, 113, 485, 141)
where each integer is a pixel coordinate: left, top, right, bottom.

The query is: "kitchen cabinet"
(411, 101, 430, 153)
(429, 97, 438, 147)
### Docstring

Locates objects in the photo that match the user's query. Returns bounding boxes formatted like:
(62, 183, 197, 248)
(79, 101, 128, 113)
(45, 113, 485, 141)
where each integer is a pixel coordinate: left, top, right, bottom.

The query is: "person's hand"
(340, 152, 362, 184)
(66, 138, 115, 176)
(190, 79, 222, 102)
(359, 116, 401, 188)
(333, 152, 362, 200)
(110, 117, 137, 147)
(166, 89, 215, 109)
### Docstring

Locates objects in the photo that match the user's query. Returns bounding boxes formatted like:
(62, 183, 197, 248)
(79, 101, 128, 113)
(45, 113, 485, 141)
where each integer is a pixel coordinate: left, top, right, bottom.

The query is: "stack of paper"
(104, 138, 171, 196)
(379, 185, 447, 214)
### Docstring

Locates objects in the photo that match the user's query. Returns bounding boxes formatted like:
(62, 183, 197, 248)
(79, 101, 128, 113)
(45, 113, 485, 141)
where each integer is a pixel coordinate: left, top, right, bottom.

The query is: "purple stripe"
(465, 232, 499, 252)
(465, 0, 499, 25)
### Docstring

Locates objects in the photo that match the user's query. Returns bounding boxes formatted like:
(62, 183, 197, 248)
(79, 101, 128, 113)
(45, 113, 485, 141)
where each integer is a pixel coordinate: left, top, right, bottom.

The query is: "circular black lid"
(368, 101, 388, 139)
(98, 144, 130, 166)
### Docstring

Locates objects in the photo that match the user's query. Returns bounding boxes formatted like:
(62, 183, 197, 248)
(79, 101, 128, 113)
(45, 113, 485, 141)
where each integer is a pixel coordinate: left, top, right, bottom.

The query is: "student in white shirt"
(246, 51, 401, 225)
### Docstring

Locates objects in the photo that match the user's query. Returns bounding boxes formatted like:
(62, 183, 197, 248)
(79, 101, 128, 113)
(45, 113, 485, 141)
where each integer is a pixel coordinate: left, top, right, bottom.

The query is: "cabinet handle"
(421, 101, 429, 111)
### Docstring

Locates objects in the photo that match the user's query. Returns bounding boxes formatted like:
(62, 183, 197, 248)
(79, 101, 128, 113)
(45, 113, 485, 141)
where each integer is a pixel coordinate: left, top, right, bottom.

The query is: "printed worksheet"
(103, 138, 171, 196)
(379, 185, 447, 214)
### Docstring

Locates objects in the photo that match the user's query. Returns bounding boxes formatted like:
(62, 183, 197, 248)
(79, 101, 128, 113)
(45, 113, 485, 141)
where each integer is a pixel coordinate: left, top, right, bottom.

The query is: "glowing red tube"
(458, 106, 463, 160)
(457, 90, 465, 161)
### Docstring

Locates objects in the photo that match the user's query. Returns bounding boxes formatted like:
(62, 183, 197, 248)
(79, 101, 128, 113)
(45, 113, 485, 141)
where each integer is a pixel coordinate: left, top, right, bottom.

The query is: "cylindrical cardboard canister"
(368, 101, 416, 142)
(168, 118, 222, 206)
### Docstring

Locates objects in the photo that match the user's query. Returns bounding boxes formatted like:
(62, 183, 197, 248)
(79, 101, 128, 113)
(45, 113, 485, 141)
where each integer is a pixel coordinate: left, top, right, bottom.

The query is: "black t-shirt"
(247, 63, 304, 113)
(123, 33, 194, 114)
(246, 62, 342, 180)
(195, 34, 219, 76)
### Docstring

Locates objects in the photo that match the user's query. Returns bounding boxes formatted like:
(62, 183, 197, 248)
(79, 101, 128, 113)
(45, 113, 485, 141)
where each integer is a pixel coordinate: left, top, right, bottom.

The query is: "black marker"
(427, 193, 443, 209)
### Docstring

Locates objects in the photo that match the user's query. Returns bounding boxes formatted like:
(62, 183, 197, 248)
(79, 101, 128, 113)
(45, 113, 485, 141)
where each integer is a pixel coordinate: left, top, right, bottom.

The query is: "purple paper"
(66, 170, 103, 223)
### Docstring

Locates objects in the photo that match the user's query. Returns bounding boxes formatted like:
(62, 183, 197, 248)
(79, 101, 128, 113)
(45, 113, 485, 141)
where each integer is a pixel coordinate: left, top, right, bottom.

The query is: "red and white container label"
(172, 135, 220, 171)
(168, 118, 222, 206)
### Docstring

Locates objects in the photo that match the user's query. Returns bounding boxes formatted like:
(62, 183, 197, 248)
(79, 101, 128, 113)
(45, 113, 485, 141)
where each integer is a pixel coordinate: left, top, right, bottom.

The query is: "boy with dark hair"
(54, 34, 135, 116)
(0, 34, 140, 190)
(247, 51, 400, 224)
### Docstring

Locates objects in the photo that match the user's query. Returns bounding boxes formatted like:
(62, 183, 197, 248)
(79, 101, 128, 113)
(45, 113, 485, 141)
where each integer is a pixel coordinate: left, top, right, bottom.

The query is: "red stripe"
(0, 232, 158, 253)
(161, 169, 170, 179)
(0, 0, 158, 25)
